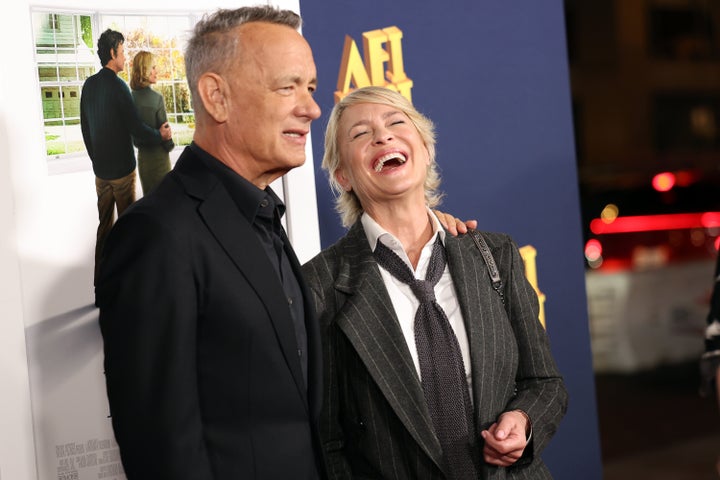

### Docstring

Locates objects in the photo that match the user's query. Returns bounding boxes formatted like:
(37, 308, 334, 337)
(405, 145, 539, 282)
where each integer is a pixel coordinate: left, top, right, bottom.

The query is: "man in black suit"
(96, 7, 324, 479)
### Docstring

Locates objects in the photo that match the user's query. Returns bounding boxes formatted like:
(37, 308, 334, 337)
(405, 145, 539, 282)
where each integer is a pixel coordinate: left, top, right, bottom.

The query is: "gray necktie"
(374, 237, 479, 479)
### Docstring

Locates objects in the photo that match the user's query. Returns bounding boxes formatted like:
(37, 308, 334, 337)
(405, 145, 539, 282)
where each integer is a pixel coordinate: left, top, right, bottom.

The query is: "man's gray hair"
(185, 6, 302, 116)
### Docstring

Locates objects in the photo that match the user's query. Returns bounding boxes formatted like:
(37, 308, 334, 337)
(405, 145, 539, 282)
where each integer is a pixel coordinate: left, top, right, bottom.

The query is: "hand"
(433, 209, 477, 236)
(481, 411, 529, 467)
(159, 122, 173, 141)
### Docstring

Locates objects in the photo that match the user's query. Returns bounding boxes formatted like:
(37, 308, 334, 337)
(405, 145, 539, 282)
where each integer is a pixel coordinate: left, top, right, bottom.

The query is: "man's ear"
(197, 73, 229, 123)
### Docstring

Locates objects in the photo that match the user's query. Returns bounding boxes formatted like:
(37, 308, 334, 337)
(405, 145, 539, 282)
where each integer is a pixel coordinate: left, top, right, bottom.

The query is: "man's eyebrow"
(277, 74, 317, 85)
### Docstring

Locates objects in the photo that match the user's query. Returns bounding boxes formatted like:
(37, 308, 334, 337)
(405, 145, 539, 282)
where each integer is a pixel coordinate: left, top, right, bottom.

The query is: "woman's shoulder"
(132, 86, 162, 101)
(301, 229, 361, 281)
(303, 238, 345, 274)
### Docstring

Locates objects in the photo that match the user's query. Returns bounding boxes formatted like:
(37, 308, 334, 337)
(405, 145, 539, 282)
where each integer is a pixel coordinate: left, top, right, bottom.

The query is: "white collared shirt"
(361, 210, 473, 395)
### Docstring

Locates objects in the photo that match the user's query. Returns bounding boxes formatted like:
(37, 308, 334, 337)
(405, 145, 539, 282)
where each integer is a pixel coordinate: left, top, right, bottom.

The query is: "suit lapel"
(172, 151, 309, 408)
(334, 223, 443, 468)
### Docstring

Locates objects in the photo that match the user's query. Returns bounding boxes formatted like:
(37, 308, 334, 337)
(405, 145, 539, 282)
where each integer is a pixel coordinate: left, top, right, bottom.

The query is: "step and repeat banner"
(302, 1, 603, 478)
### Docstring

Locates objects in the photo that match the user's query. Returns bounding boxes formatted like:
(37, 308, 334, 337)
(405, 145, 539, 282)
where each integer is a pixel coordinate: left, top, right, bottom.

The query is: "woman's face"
(148, 64, 157, 84)
(334, 101, 430, 209)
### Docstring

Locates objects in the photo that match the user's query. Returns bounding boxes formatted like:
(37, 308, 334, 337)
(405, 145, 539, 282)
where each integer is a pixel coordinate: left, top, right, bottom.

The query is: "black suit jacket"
(302, 222, 568, 480)
(97, 146, 324, 479)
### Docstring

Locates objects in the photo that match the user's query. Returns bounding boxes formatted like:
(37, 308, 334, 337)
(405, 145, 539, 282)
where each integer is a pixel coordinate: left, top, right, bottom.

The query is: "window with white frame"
(31, 9, 200, 162)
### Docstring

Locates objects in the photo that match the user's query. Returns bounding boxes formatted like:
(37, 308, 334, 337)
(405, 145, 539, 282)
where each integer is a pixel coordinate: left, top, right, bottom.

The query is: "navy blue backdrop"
(302, 1, 603, 477)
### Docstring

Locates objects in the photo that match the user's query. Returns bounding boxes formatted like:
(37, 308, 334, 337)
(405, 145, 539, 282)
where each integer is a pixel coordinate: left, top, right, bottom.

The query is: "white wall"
(0, 0, 319, 478)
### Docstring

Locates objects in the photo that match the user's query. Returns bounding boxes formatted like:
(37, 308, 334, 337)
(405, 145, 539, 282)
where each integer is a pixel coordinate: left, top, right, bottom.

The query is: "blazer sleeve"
(494, 234, 569, 463)
(302, 254, 354, 480)
(97, 210, 214, 480)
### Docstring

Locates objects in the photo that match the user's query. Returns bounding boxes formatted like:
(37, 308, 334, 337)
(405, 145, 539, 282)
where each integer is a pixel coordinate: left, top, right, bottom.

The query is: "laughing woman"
(303, 86, 568, 480)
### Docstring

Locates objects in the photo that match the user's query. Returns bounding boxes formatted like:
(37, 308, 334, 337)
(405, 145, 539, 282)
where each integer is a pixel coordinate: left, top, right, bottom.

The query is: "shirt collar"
(361, 207, 446, 253)
(190, 142, 285, 224)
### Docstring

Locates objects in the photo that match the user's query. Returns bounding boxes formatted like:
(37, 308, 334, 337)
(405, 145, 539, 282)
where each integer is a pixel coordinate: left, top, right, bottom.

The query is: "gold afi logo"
(335, 26, 413, 103)
(519, 246, 546, 328)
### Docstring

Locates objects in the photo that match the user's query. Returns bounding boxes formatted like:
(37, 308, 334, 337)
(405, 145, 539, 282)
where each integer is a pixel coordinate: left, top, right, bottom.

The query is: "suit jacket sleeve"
(303, 253, 354, 480)
(97, 210, 214, 480)
(493, 234, 569, 464)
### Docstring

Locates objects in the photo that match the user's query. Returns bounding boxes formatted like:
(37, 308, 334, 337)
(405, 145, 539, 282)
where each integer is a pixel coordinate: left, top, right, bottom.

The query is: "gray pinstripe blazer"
(302, 222, 568, 480)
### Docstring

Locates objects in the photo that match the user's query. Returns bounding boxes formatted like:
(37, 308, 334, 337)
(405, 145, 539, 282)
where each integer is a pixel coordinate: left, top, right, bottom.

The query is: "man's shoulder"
(82, 68, 125, 91)
(120, 175, 191, 227)
(81, 70, 100, 89)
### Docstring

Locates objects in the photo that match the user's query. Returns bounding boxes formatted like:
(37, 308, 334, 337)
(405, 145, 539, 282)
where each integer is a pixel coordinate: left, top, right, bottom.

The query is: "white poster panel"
(2, 0, 313, 479)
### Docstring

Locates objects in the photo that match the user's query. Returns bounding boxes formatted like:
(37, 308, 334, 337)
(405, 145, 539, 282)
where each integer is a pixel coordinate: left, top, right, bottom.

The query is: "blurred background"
(564, 0, 720, 478)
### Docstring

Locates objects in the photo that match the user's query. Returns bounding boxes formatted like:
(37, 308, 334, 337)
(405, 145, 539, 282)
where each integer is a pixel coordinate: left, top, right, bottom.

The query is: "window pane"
(61, 86, 81, 119)
(34, 9, 197, 162)
(38, 65, 59, 82)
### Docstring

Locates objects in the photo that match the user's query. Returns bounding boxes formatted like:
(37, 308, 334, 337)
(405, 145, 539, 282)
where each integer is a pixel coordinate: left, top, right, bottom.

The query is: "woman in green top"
(130, 51, 175, 195)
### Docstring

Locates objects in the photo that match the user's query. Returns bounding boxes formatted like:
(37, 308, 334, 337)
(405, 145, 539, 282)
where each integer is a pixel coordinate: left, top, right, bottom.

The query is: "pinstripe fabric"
(302, 222, 568, 480)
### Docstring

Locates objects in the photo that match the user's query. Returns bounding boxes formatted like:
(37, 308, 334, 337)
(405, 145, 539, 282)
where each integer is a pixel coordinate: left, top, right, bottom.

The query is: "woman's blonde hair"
(130, 51, 154, 90)
(323, 86, 443, 227)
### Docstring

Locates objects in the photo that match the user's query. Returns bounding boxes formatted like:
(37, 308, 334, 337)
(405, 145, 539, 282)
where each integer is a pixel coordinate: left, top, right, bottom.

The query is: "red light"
(715, 237, 720, 251)
(702, 212, 720, 228)
(674, 170, 695, 187)
(590, 212, 720, 234)
(652, 172, 676, 192)
(584, 239, 602, 261)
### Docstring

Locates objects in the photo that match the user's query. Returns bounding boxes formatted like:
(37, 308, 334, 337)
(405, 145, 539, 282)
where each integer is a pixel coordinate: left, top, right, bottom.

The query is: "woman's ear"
(197, 73, 229, 123)
(335, 168, 352, 192)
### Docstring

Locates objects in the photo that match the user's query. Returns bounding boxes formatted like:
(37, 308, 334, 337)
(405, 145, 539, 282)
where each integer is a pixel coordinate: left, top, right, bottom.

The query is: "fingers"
(482, 438, 523, 467)
(432, 210, 479, 237)
(480, 419, 528, 467)
(160, 123, 173, 140)
(433, 210, 459, 236)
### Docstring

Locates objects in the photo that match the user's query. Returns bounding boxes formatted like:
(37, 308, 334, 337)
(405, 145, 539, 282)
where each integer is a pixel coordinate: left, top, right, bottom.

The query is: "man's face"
(223, 22, 321, 184)
(109, 42, 126, 73)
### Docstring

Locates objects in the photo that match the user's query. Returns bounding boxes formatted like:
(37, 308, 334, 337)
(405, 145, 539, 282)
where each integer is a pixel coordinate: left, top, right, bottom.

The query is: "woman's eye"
(352, 131, 368, 139)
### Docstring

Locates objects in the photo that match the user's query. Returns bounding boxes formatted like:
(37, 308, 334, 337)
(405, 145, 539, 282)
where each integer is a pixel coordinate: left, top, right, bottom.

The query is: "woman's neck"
(367, 200, 434, 269)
